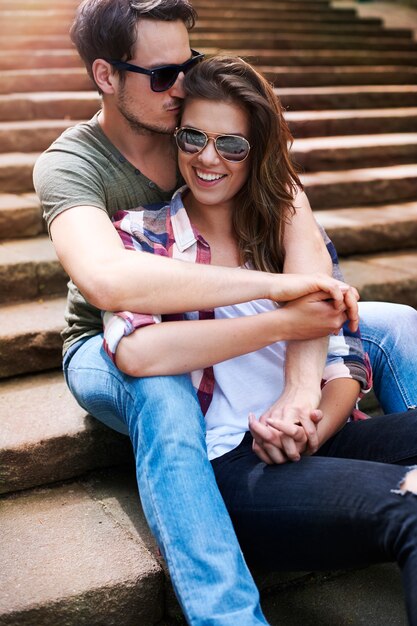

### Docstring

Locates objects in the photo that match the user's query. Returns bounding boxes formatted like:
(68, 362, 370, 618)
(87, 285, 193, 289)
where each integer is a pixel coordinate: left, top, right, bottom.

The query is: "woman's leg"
(358, 301, 417, 413)
(212, 418, 417, 623)
(64, 334, 267, 626)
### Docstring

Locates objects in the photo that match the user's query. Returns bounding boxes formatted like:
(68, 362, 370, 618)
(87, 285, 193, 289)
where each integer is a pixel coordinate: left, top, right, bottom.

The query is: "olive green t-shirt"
(33, 112, 182, 354)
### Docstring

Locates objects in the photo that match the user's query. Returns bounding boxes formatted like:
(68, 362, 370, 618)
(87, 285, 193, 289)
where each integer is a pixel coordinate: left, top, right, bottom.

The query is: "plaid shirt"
(103, 186, 372, 415)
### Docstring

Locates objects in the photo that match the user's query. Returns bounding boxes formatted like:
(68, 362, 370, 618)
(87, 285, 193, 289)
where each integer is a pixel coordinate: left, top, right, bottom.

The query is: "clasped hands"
(249, 389, 323, 465)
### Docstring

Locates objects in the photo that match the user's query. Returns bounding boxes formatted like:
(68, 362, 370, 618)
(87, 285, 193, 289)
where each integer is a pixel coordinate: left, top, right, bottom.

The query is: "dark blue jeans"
(212, 411, 417, 624)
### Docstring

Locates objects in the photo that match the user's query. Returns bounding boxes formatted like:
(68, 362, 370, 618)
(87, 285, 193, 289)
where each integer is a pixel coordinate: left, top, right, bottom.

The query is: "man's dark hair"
(70, 0, 197, 89)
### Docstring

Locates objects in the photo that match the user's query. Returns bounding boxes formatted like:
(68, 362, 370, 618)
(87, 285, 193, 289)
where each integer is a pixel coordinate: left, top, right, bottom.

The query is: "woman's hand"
(268, 273, 359, 332)
(277, 290, 350, 341)
(249, 413, 309, 464)
(262, 387, 323, 456)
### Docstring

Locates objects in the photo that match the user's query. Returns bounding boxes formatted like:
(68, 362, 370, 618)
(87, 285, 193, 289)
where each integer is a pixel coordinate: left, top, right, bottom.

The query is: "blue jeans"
(212, 414, 417, 624)
(359, 302, 417, 413)
(63, 334, 267, 626)
(63, 301, 417, 624)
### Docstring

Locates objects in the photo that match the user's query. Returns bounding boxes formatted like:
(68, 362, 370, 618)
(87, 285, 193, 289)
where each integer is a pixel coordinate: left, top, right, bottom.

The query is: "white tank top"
(205, 299, 286, 460)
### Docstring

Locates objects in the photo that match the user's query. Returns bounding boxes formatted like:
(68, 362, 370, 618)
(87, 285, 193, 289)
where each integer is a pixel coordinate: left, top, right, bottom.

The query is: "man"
(33, 0, 417, 623)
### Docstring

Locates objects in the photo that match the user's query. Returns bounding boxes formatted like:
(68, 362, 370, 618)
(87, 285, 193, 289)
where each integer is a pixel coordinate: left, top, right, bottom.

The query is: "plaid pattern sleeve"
(102, 187, 216, 413)
(317, 223, 373, 395)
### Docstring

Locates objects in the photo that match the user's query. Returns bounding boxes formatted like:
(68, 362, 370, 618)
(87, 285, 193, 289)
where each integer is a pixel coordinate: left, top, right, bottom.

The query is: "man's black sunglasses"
(105, 49, 205, 92)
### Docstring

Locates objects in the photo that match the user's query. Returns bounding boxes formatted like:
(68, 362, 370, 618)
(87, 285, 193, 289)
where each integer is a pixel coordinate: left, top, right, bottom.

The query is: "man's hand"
(269, 273, 359, 333)
(249, 407, 323, 465)
(261, 387, 323, 455)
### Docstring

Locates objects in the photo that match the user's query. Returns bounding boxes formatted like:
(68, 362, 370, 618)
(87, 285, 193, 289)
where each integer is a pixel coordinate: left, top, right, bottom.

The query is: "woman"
(103, 57, 417, 622)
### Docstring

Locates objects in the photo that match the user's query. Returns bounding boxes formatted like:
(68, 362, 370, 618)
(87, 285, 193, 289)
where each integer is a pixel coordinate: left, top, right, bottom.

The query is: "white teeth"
(196, 169, 225, 181)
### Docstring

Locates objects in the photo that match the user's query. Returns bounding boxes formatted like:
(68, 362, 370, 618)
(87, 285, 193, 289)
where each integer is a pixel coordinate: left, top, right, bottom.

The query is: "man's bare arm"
(50, 205, 352, 313)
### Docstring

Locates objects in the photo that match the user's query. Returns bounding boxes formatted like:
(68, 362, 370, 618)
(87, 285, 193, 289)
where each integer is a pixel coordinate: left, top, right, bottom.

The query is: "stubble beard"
(117, 88, 180, 136)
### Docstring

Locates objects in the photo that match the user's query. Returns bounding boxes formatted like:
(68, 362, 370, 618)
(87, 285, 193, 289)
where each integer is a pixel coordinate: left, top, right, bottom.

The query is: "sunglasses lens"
(152, 67, 179, 92)
(176, 128, 206, 154)
(216, 136, 250, 162)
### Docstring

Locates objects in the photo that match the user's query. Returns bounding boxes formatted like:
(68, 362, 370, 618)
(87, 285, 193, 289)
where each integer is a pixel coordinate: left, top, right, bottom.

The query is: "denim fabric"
(212, 412, 417, 624)
(62, 301, 417, 624)
(359, 301, 417, 413)
(63, 334, 267, 626)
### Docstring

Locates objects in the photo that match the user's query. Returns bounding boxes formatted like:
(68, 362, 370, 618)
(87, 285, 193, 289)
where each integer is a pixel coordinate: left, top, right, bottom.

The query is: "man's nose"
(169, 71, 186, 98)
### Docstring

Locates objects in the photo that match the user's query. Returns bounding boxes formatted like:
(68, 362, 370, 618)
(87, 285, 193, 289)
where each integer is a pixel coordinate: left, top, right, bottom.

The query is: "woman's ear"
(92, 59, 117, 94)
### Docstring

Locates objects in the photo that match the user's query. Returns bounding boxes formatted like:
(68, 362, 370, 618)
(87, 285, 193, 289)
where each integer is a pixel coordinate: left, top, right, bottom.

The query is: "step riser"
(0, 122, 75, 153)
(263, 69, 417, 88)
(0, 20, 400, 37)
(3, 69, 417, 96)
(305, 176, 417, 209)
(195, 25, 408, 37)
(197, 9, 360, 20)
(4, 50, 417, 70)
(288, 114, 417, 138)
(191, 34, 417, 50)
(2, 33, 417, 51)
(327, 223, 417, 256)
(0, 261, 67, 304)
(0, 161, 37, 193)
(294, 144, 417, 172)
(227, 51, 417, 67)
(0, 52, 83, 70)
(0, 71, 93, 95)
(1, 427, 131, 495)
(194, 0, 333, 8)
(279, 90, 417, 110)
(0, 333, 62, 378)
(0, 200, 43, 239)
(0, 94, 100, 122)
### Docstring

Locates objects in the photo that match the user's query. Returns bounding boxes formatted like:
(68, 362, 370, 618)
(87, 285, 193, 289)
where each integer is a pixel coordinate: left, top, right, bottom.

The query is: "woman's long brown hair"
(183, 56, 302, 274)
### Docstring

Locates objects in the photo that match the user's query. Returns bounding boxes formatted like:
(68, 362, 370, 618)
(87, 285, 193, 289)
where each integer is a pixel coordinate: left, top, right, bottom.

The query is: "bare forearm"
(97, 248, 273, 313)
(282, 187, 332, 399)
(51, 206, 351, 314)
(116, 310, 285, 377)
(317, 378, 360, 447)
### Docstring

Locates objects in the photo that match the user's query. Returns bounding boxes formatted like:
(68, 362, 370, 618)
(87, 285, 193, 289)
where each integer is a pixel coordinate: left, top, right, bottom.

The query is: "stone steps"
(0, 49, 83, 70)
(1, 243, 417, 381)
(0, 119, 79, 153)
(4, 48, 417, 70)
(0, 235, 67, 303)
(286, 108, 417, 138)
(0, 192, 42, 238)
(0, 0, 416, 622)
(0, 296, 65, 378)
(216, 48, 417, 67)
(301, 163, 417, 208)
(1, 110, 416, 157)
(316, 201, 417, 255)
(0, 86, 415, 125)
(189, 32, 417, 51)
(196, 7, 362, 21)
(293, 133, 417, 171)
(0, 370, 131, 494)
(2, 31, 416, 52)
(261, 65, 417, 87)
(4, 139, 417, 197)
(0, 69, 93, 95)
(0, 469, 166, 626)
(195, 22, 407, 37)
(0, 92, 100, 122)
(4, 66, 417, 95)
(0, 14, 392, 36)
(276, 85, 417, 110)
(0, 152, 38, 193)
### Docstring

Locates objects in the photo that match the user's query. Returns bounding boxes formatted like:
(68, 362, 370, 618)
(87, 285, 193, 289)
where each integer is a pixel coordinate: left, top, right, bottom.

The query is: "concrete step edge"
(0, 468, 166, 625)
